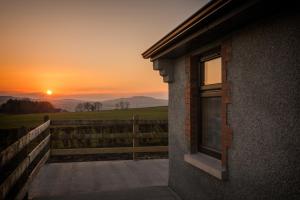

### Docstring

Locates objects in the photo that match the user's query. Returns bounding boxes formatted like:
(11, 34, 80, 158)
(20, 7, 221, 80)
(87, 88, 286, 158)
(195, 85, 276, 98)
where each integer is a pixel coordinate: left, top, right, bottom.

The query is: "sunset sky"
(0, 0, 208, 101)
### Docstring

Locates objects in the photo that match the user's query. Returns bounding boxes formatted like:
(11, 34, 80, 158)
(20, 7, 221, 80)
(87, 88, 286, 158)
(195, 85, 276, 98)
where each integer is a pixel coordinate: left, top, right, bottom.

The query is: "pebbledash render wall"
(168, 12, 300, 200)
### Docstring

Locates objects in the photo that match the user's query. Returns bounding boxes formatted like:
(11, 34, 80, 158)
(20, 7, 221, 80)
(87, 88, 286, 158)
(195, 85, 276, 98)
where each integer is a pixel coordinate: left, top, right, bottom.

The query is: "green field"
(0, 106, 168, 129)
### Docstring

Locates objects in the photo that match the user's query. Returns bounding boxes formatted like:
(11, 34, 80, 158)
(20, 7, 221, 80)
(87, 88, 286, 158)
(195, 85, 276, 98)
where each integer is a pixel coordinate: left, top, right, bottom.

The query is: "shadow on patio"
(29, 159, 180, 200)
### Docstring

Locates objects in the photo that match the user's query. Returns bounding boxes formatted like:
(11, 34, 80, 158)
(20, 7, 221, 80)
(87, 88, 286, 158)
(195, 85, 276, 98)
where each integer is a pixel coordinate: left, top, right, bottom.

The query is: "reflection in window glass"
(201, 97, 221, 151)
(204, 57, 221, 85)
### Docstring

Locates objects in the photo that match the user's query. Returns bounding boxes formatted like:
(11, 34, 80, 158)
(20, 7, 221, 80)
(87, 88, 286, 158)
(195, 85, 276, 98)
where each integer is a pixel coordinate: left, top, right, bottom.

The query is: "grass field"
(0, 106, 168, 129)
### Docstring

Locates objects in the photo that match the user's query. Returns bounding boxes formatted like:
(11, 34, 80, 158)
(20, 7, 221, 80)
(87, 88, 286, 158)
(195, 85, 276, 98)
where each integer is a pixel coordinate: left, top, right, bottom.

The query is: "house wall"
(168, 12, 300, 200)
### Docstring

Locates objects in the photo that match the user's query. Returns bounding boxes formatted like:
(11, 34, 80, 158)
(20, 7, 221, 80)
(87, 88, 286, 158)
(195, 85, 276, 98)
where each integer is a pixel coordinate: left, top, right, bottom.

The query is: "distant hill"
(0, 96, 82, 112)
(101, 96, 168, 110)
(0, 99, 62, 114)
(52, 96, 168, 111)
(50, 99, 84, 112)
(0, 96, 15, 105)
(0, 96, 168, 112)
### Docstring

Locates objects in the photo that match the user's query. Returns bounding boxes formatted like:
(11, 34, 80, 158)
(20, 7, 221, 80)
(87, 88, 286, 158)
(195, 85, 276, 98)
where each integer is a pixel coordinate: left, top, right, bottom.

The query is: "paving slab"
(32, 186, 180, 200)
(29, 159, 171, 199)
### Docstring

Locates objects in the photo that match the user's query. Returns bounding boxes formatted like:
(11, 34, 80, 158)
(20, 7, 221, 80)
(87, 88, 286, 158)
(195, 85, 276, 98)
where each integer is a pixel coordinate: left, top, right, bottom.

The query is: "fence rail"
(51, 146, 168, 156)
(0, 121, 50, 168)
(50, 119, 168, 126)
(0, 120, 50, 200)
(50, 116, 168, 160)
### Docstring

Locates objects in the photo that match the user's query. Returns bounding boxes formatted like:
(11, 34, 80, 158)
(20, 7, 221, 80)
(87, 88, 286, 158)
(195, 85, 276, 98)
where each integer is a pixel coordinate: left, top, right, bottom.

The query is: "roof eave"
(142, 0, 232, 59)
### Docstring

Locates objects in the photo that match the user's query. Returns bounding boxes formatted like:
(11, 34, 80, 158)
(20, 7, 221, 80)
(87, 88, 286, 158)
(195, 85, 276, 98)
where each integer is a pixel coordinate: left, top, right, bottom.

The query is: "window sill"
(184, 152, 227, 180)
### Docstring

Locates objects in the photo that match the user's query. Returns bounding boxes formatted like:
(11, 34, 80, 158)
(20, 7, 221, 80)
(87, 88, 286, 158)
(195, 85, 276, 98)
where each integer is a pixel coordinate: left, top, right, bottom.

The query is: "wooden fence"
(0, 120, 50, 200)
(0, 117, 168, 199)
(50, 117, 168, 160)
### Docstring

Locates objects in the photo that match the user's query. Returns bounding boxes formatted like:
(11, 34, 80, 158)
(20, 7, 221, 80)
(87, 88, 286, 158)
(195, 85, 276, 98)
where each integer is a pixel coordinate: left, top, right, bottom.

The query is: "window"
(198, 55, 222, 159)
(184, 49, 229, 180)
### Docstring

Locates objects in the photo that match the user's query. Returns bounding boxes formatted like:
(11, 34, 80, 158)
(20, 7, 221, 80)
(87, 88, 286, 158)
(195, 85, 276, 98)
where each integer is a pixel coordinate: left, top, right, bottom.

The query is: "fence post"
(44, 115, 51, 151)
(132, 115, 139, 160)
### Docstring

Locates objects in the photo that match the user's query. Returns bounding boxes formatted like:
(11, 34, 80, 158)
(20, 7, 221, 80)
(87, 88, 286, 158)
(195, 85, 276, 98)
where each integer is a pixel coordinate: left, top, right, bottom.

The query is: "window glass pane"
(201, 97, 221, 152)
(204, 57, 221, 85)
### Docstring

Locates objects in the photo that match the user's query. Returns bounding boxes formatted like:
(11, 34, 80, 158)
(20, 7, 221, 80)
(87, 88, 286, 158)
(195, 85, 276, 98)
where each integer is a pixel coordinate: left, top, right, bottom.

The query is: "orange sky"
(0, 0, 208, 100)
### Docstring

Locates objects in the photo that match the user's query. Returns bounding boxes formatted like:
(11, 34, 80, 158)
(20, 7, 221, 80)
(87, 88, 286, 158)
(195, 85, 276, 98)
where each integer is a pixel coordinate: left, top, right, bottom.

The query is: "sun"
(46, 89, 53, 95)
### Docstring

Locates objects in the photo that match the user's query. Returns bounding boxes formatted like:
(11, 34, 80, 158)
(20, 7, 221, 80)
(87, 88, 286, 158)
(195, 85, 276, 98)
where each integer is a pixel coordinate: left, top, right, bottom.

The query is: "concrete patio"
(29, 159, 180, 200)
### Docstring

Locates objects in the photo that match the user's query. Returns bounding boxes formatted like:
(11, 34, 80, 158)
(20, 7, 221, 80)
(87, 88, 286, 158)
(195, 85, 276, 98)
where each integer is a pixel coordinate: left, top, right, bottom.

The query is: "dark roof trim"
(142, 0, 233, 59)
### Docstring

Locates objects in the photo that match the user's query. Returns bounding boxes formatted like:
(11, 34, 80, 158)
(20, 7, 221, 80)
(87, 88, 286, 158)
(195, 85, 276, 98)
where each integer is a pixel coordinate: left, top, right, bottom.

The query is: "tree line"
(75, 101, 130, 112)
(75, 102, 102, 112)
(0, 99, 63, 114)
